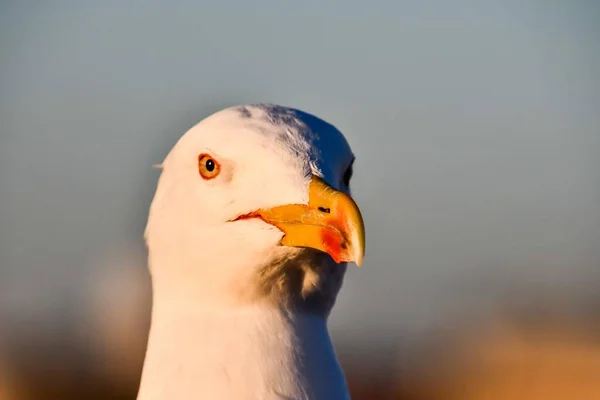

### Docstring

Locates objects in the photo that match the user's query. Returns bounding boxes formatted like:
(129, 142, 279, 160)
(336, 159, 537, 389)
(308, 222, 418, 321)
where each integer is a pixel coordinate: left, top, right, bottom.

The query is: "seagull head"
(145, 104, 365, 312)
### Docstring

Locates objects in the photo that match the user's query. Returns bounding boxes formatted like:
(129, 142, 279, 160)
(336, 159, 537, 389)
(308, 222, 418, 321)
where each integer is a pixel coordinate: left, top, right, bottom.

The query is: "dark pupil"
(205, 159, 215, 172)
(343, 165, 353, 186)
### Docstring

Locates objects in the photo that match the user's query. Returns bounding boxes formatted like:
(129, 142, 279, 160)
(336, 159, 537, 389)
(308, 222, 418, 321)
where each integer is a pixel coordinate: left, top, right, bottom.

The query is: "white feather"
(138, 104, 355, 400)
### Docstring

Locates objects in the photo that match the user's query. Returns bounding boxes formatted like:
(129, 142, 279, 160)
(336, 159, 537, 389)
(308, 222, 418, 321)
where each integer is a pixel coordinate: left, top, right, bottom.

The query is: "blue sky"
(1, 0, 599, 342)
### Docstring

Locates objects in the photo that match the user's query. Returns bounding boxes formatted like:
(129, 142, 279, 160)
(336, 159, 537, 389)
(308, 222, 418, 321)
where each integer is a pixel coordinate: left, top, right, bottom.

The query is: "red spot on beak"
(321, 227, 343, 263)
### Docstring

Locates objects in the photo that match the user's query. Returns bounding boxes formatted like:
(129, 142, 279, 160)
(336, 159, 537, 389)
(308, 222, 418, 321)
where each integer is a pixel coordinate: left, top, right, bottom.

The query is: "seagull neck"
(137, 301, 350, 400)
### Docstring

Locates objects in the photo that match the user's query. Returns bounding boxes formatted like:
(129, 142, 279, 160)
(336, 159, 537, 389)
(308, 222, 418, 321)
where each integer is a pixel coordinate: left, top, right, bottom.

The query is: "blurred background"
(1, 1, 599, 399)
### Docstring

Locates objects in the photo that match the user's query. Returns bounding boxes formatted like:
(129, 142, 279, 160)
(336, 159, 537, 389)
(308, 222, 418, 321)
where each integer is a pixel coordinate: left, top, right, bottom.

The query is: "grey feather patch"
(254, 249, 347, 317)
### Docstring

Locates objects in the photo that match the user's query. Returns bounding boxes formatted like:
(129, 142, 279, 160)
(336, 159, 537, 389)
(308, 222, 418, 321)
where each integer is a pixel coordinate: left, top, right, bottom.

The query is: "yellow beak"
(249, 176, 365, 266)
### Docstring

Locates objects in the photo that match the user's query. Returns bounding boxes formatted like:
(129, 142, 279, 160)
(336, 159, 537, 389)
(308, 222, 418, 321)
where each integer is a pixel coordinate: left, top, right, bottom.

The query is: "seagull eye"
(342, 163, 353, 187)
(198, 153, 221, 180)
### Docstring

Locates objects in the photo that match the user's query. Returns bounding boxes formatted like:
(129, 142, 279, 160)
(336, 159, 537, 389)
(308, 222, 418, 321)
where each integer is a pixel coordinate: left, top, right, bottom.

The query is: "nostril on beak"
(318, 207, 331, 214)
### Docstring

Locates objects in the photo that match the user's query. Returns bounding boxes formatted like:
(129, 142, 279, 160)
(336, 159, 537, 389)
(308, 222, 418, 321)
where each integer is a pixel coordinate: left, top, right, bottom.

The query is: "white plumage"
(137, 104, 365, 400)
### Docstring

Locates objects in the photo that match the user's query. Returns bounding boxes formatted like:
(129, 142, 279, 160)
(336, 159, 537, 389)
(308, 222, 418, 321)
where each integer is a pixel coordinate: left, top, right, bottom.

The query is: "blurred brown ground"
(2, 261, 600, 400)
(3, 315, 600, 400)
(417, 319, 600, 400)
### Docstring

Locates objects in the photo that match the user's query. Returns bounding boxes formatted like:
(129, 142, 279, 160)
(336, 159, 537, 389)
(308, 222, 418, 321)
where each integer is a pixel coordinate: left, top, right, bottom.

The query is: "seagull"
(137, 104, 366, 400)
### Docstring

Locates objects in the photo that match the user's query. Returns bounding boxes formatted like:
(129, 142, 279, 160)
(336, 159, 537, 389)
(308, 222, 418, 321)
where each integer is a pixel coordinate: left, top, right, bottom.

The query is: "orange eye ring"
(198, 153, 221, 180)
